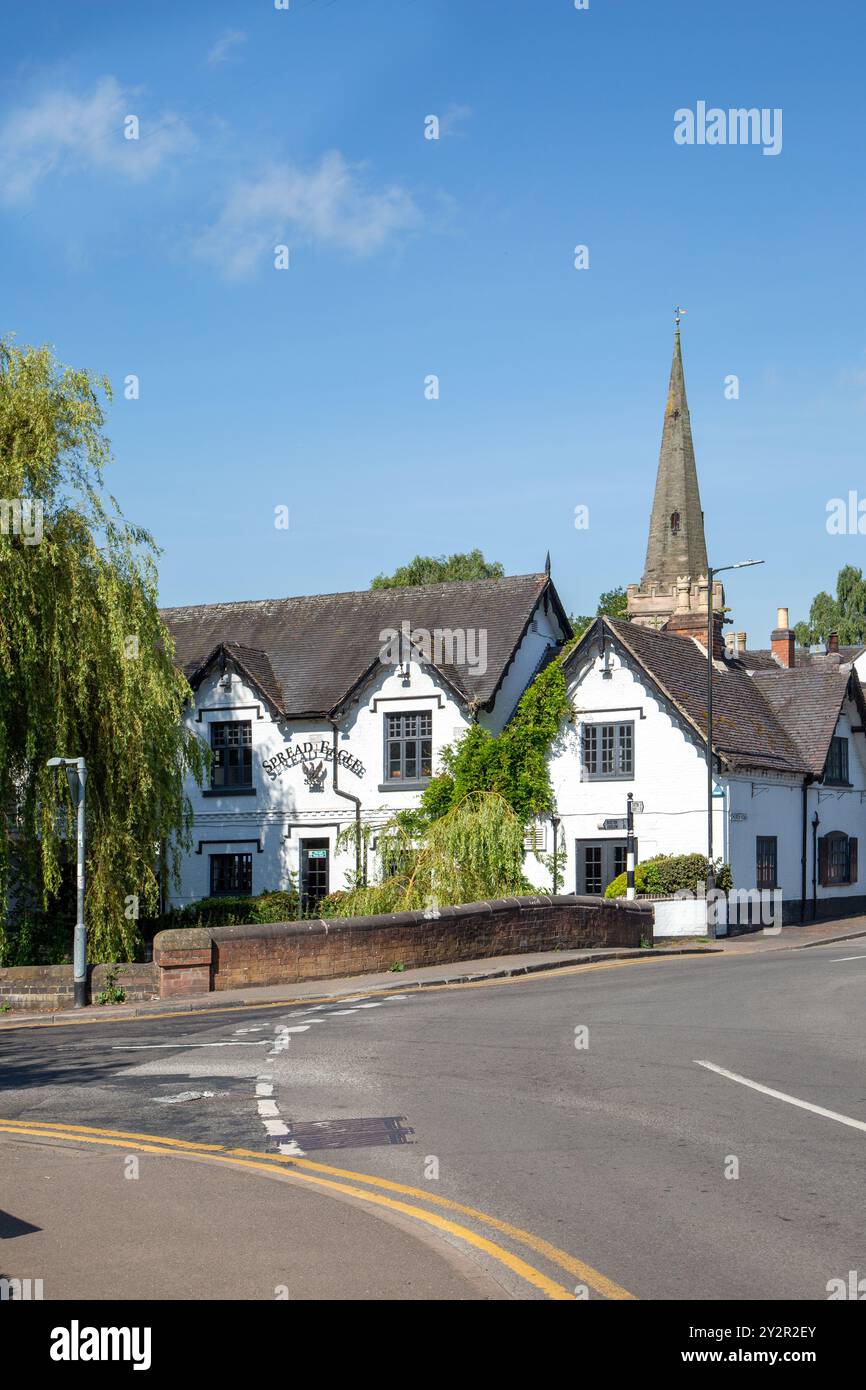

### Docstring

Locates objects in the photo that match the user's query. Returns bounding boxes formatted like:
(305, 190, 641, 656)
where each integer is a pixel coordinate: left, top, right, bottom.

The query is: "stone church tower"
(627, 320, 724, 633)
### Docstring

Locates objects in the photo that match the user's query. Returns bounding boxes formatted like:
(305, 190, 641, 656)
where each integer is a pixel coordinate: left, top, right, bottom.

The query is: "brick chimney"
(664, 609, 726, 659)
(771, 606, 796, 669)
(827, 631, 839, 654)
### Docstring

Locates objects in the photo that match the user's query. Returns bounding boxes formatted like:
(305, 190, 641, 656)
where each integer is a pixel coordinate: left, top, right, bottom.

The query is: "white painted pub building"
(162, 329, 866, 926)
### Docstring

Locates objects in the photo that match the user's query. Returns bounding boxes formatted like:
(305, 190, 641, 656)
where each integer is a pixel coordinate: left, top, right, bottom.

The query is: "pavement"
(2, 931, 866, 1300)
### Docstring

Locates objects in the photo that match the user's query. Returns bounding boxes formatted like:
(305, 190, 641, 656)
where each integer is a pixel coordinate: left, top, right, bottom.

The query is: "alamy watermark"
(826, 491, 866, 535)
(0, 497, 43, 545)
(379, 619, 488, 677)
(673, 884, 782, 934)
(674, 102, 782, 157)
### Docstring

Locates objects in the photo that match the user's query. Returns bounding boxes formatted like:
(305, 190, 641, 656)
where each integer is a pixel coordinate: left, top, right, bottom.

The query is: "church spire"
(639, 318, 708, 590)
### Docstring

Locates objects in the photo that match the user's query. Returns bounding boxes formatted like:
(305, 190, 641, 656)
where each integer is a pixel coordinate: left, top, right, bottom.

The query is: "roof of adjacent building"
(567, 617, 809, 774)
(162, 573, 571, 719)
(738, 645, 864, 671)
(749, 666, 866, 777)
(567, 618, 866, 778)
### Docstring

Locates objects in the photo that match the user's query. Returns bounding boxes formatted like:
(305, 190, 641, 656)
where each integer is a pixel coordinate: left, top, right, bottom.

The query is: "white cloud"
(207, 30, 247, 66)
(439, 103, 473, 137)
(0, 77, 195, 202)
(197, 152, 421, 276)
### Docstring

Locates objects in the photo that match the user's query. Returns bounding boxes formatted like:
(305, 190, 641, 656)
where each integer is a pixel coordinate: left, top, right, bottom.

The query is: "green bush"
(146, 888, 300, 933)
(604, 854, 732, 899)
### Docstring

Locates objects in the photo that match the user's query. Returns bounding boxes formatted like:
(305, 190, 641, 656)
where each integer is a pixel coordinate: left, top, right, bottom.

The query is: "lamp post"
(47, 756, 88, 1009)
(705, 561, 764, 897)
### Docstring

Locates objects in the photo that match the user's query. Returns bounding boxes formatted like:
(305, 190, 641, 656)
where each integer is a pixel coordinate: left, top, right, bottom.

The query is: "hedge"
(604, 853, 732, 899)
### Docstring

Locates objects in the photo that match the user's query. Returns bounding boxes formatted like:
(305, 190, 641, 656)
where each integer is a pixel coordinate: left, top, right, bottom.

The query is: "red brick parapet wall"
(153, 895, 652, 999)
(0, 962, 157, 1013)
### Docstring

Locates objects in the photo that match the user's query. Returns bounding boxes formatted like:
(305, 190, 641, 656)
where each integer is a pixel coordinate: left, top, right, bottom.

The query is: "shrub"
(145, 888, 300, 933)
(604, 854, 732, 899)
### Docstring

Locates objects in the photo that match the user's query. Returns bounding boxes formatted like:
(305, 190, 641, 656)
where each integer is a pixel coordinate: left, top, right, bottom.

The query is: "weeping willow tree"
(327, 791, 530, 918)
(0, 339, 207, 963)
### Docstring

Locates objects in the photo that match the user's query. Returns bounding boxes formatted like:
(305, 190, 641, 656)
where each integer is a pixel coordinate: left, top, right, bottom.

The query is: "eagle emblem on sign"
(301, 759, 327, 792)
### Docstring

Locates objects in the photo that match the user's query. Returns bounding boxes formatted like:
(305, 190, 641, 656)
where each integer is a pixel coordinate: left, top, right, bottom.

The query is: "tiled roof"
(569, 618, 809, 774)
(162, 574, 569, 718)
(749, 667, 864, 776)
(739, 646, 864, 671)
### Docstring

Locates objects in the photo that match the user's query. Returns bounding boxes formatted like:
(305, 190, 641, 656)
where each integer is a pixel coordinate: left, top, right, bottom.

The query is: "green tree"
(0, 339, 207, 964)
(371, 549, 504, 589)
(795, 566, 866, 647)
(570, 585, 629, 637)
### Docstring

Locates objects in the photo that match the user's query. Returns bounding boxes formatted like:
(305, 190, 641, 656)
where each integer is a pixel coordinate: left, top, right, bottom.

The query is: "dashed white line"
(695, 1060, 866, 1134)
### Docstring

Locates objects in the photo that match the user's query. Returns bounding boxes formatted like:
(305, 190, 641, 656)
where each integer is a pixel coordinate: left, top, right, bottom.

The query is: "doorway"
(575, 839, 633, 896)
(299, 838, 330, 914)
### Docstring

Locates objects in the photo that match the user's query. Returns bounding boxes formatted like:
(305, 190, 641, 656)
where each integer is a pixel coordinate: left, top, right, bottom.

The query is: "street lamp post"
(47, 756, 88, 1009)
(705, 561, 764, 900)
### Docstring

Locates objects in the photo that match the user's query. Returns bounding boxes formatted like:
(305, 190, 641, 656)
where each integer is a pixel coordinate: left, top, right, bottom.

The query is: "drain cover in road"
(275, 1116, 414, 1152)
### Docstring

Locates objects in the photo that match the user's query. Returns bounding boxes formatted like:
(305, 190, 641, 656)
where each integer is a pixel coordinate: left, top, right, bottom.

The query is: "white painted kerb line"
(695, 1060, 866, 1134)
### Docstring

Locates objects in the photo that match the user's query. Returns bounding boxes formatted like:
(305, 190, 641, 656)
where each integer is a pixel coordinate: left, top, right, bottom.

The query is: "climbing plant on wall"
(418, 641, 576, 826)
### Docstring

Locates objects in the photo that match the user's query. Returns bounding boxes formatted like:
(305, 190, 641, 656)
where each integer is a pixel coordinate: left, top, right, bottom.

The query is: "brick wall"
(153, 895, 651, 999)
(0, 962, 158, 1013)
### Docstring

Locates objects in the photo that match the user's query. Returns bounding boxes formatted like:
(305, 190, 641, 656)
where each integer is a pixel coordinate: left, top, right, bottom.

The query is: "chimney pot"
(777, 606, 789, 629)
(828, 631, 839, 654)
(736, 631, 747, 653)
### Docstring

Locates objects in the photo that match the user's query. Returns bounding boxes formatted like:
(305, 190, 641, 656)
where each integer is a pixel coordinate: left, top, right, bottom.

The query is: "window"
(670, 511, 681, 536)
(384, 711, 433, 783)
(211, 721, 252, 789)
(756, 836, 778, 889)
(210, 853, 252, 896)
(582, 721, 634, 779)
(825, 736, 850, 785)
(820, 831, 858, 887)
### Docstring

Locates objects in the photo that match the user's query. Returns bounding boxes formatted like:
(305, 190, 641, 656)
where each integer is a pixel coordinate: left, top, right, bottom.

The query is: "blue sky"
(2, 0, 865, 642)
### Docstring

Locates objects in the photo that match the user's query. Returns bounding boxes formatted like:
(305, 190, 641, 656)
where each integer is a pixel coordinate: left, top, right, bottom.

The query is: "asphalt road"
(2, 942, 865, 1301)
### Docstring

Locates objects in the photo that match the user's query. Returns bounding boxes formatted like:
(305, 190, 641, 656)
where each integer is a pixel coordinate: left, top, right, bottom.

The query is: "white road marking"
(329, 1009, 361, 1016)
(112, 1042, 270, 1050)
(262, 1118, 290, 1137)
(695, 1060, 866, 1134)
(255, 1082, 274, 1097)
(278, 1139, 305, 1156)
(830, 955, 866, 962)
(257, 1100, 279, 1118)
(153, 1090, 226, 1105)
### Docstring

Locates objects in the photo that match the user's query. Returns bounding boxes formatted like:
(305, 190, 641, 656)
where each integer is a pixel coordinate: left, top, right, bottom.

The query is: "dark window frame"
(209, 852, 253, 897)
(582, 720, 635, 781)
(210, 720, 253, 790)
(825, 736, 850, 786)
(383, 710, 433, 786)
(821, 830, 857, 886)
(756, 835, 778, 890)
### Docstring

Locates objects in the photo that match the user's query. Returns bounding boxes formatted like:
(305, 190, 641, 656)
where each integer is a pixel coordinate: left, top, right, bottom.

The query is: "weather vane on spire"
(674, 305, 686, 329)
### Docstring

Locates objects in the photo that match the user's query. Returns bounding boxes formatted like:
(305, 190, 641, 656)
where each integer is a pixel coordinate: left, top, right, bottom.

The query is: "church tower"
(627, 316, 724, 631)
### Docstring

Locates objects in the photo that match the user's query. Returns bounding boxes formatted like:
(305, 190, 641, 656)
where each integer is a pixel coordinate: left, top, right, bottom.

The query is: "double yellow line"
(0, 1117, 636, 1302)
